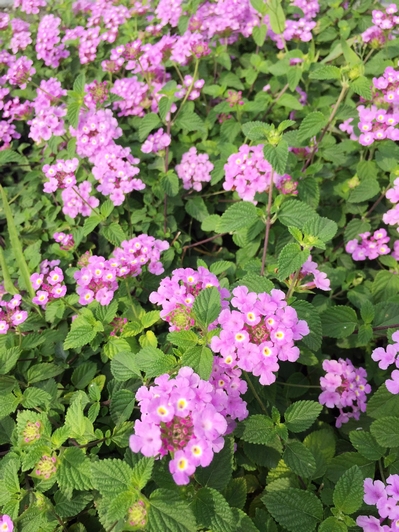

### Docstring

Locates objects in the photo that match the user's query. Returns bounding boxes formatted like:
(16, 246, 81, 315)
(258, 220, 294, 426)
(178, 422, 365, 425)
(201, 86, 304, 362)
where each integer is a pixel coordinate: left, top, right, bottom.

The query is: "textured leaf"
(181, 345, 213, 380)
(57, 447, 93, 491)
(263, 140, 289, 174)
(110, 352, 141, 381)
(91, 459, 132, 497)
(63, 325, 96, 350)
(263, 488, 323, 532)
(321, 306, 357, 338)
(131, 457, 154, 490)
(148, 489, 197, 532)
(242, 415, 276, 445)
(277, 243, 309, 281)
(283, 441, 316, 479)
(298, 112, 326, 142)
(139, 112, 161, 142)
(192, 487, 234, 532)
(196, 437, 234, 491)
(110, 389, 135, 425)
(348, 178, 380, 203)
(350, 76, 372, 100)
(100, 223, 126, 246)
(135, 346, 176, 379)
(0, 347, 21, 375)
(303, 217, 338, 243)
(267, 0, 285, 34)
(185, 197, 209, 222)
(21, 387, 51, 408)
(349, 430, 386, 460)
(367, 384, 399, 419)
(291, 300, 322, 352)
(319, 517, 347, 532)
(309, 65, 341, 80)
(285, 401, 322, 433)
(238, 273, 274, 294)
(54, 491, 92, 519)
(370, 416, 399, 447)
(192, 287, 221, 327)
(161, 172, 179, 196)
(333, 465, 364, 514)
(224, 478, 247, 510)
(217, 202, 259, 233)
(278, 199, 318, 229)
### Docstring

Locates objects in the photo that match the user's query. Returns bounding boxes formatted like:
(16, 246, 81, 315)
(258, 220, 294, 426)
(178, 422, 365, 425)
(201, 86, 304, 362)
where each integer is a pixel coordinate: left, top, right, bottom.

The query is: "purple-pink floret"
(357, 475, 399, 531)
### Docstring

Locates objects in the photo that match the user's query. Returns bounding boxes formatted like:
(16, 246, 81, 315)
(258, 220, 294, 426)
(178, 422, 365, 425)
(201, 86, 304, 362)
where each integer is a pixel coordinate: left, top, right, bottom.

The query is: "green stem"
(172, 59, 199, 124)
(261, 171, 274, 276)
(243, 372, 268, 414)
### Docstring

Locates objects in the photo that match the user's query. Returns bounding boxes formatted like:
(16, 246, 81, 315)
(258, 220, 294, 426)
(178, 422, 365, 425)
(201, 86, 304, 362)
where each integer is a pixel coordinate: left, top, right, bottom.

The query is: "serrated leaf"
(63, 325, 96, 350)
(91, 459, 132, 497)
(192, 287, 221, 327)
(267, 0, 286, 34)
(57, 447, 93, 491)
(238, 273, 274, 294)
(82, 214, 102, 236)
(263, 140, 289, 174)
(277, 243, 309, 281)
(285, 401, 322, 433)
(161, 172, 179, 196)
(131, 457, 154, 490)
(278, 199, 318, 229)
(283, 441, 316, 479)
(139, 113, 161, 142)
(0, 347, 21, 375)
(348, 178, 380, 203)
(242, 121, 272, 141)
(67, 101, 81, 129)
(370, 416, 399, 447)
(54, 491, 92, 519)
(135, 346, 176, 379)
(217, 202, 259, 233)
(350, 76, 372, 100)
(349, 430, 386, 460)
(263, 488, 323, 532)
(344, 219, 371, 243)
(21, 387, 51, 408)
(252, 23, 267, 46)
(319, 517, 347, 532)
(192, 487, 234, 532)
(321, 306, 357, 338)
(185, 197, 209, 222)
(149, 489, 197, 532)
(73, 73, 86, 95)
(291, 300, 322, 352)
(302, 217, 338, 243)
(167, 330, 199, 348)
(196, 437, 234, 491)
(333, 465, 363, 514)
(181, 345, 213, 380)
(110, 389, 135, 425)
(309, 66, 341, 80)
(100, 223, 126, 246)
(298, 112, 326, 142)
(110, 352, 141, 381)
(367, 384, 399, 419)
(242, 415, 276, 445)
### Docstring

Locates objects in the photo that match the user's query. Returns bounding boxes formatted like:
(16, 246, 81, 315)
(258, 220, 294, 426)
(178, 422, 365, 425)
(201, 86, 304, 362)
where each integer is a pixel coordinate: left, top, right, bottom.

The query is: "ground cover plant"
(3, 0, 399, 530)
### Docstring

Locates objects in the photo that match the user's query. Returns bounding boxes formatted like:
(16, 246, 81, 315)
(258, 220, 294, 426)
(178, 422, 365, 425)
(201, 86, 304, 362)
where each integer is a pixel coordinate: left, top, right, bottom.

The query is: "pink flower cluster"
(53, 232, 74, 251)
(130, 366, 245, 485)
(362, 4, 399, 47)
(74, 255, 118, 306)
(319, 358, 371, 427)
(175, 76, 205, 101)
(141, 128, 171, 154)
(176, 147, 213, 191)
(42, 158, 79, 193)
(36, 15, 69, 68)
(28, 78, 67, 143)
(357, 476, 399, 531)
(61, 181, 100, 219)
(71, 108, 122, 159)
(223, 144, 278, 204)
(111, 235, 170, 278)
(371, 331, 399, 395)
(31, 260, 67, 308)
(149, 267, 229, 332)
(14, 0, 45, 14)
(357, 105, 399, 146)
(211, 286, 309, 386)
(0, 514, 13, 532)
(268, 0, 319, 49)
(299, 256, 331, 291)
(346, 229, 391, 261)
(383, 178, 399, 230)
(0, 120, 20, 149)
(10, 18, 32, 54)
(6, 56, 35, 90)
(0, 289, 28, 334)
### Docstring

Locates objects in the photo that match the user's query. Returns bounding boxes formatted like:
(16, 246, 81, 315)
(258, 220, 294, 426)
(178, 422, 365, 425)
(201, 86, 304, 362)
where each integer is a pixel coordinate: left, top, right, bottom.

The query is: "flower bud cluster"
(53, 232, 75, 251)
(149, 266, 230, 331)
(42, 158, 79, 193)
(0, 290, 28, 334)
(141, 128, 171, 154)
(130, 366, 244, 485)
(362, 4, 399, 47)
(383, 178, 399, 230)
(211, 286, 309, 386)
(31, 260, 67, 307)
(176, 147, 213, 191)
(319, 358, 371, 427)
(357, 476, 399, 531)
(371, 330, 399, 394)
(346, 229, 391, 261)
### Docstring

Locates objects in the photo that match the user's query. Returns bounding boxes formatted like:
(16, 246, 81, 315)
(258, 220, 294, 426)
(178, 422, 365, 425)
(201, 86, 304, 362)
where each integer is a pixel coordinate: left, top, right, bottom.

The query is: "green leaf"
(57, 447, 93, 491)
(139, 113, 161, 142)
(320, 306, 357, 338)
(302, 217, 338, 243)
(224, 478, 247, 510)
(67, 100, 82, 129)
(181, 345, 213, 380)
(277, 243, 309, 281)
(253, 23, 267, 45)
(110, 389, 135, 425)
(283, 441, 316, 479)
(82, 214, 102, 236)
(285, 401, 322, 433)
(348, 178, 380, 203)
(196, 437, 234, 491)
(360, 300, 375, 324)
(350, 76, 372, 100)
(267, 0, 286, 34)
(263, 140, 289, 174)
(278, 93, 304, 110)
(0, 347, 21, 375)
(192, 287, 221, 327)
(63, 325, 96, 350)
(95, 299, 118, 324)
(0, 186, 35, 298)
(100, 223, 126, 246)
(175, 110, 205, 132)
(278, 199, 318, 229)
(238, 273, 274, 294)
(110, 352, 141, 381)
(319, 517, 347, 532)
(148, 489, 197, 532)
(91, 459, 132, 497)
(54, 491, 92, 519)
(135, 346, 176, 379)
(263, 488, 323, 532)
(73, 73, 86, 95)
(71, 361, 97, 389)
(185, 197, 209, 222)
(367, 384, 399, 419)
(221, 119, 241, 142)
(210, 260, 234, 275)
(216, 202, 259, 233)
(298, 112, 327, 143)
(242, 121, 272, 141)
(250, 0, 267, 15)
(161, 172, 179, 197)
(370, 416, 399, 447)
(26, 363, 64, 384)
(21, 387, 51, 408)
(344, 219, 371, 243)
(242, 415, 276, 445)
(349, 430, 386, 460)
(167, 330, 199, 349)
(131, 457, 154, 490)
(333, 465, 364, 514)
(291, 300, 322, 352)
(309, 66, 341, 80)
(0, 248, 17, 296)
(192, 487, 234, 532)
